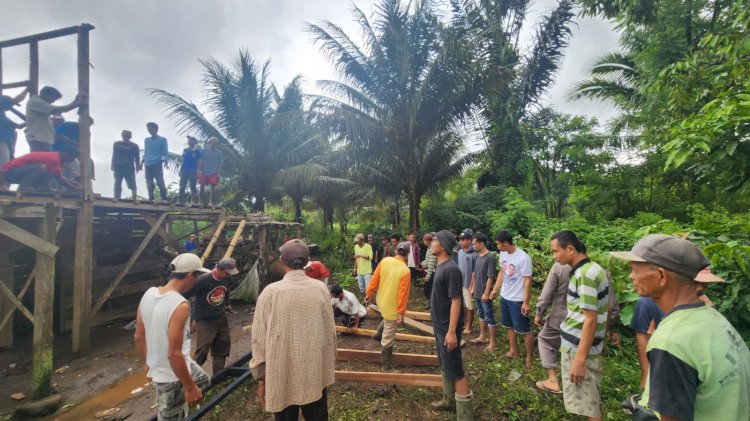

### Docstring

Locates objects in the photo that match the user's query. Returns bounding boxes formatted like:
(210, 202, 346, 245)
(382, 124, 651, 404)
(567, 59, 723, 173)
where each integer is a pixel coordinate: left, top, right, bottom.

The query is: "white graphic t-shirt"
(499, 248, 533, 302)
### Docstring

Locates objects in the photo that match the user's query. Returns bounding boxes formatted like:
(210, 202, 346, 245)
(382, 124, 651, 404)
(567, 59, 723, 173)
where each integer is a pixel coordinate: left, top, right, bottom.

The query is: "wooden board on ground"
(368, 304, 434, 336)
(336, 348, 439, 366)
(335, 326, 435, 344)
(365, 306, 432, 322)
(335, 370, 442, 387)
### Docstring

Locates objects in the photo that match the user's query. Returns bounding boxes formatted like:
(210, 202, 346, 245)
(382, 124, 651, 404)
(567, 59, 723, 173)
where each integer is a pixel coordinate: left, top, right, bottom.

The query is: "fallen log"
(336, 348, 439, 366)
(335, 370, 442, 387)
(335, 326, 436, 344)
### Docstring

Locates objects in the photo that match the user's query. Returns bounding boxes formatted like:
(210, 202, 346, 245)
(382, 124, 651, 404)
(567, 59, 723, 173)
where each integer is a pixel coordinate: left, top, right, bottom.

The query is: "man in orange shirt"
(364, 242, 411, 372)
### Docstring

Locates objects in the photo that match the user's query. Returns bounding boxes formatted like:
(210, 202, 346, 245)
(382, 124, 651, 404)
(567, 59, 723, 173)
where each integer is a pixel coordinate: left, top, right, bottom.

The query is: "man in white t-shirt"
(489, 230, 534, 368)
(25, 86, 84, 152)
(134, 253, 212, 420)
(330, 283, 367, 330)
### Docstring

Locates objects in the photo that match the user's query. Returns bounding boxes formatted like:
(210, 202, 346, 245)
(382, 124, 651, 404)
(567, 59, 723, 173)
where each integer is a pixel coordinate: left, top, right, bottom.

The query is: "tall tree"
(150, 50, 325, 212)
(308, 0, 481, 232)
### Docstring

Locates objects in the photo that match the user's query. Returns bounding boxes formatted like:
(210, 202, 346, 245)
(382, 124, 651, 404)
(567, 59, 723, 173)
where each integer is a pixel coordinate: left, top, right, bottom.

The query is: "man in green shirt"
(353, 233, 373, 293)
(612, 234, 750, 421)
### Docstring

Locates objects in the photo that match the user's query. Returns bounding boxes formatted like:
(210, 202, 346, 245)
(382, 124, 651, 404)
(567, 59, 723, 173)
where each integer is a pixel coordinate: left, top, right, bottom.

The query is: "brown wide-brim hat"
(694, 268, 724, 283)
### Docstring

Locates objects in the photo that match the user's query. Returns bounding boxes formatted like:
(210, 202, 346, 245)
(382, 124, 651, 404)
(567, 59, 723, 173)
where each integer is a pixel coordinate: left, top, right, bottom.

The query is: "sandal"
(535, 380, 562, 395)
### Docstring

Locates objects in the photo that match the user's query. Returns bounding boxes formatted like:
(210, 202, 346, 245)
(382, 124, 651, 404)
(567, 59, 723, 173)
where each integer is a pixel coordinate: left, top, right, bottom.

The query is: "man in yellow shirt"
(364, 242, 411, 372)
(353, 233, 374, 293)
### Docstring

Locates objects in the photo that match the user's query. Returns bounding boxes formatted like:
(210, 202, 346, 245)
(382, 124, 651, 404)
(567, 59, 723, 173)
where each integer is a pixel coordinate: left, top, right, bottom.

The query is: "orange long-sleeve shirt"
(366, 256, 411, 320)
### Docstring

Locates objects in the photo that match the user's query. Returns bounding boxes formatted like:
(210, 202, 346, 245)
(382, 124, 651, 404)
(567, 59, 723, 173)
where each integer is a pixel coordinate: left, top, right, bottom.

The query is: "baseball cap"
(396, 241, 411, 255)
(170, 253, 211, 274)
(435, 230, 456, 253)
(610, 234, 709, 279)
(694, 267, 724, 283)
(279, 239, 310, 262)
(217, 257, 240, 275)
(459, 229, 473, 240)
(353, 233, 364, 243)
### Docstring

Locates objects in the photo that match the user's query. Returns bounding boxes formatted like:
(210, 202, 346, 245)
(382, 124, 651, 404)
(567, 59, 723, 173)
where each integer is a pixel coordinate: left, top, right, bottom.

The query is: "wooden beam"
(0, 253, 13, 347)
(368, 305, 434, 336)
(0, 275, 34, 324)
(336, 348, 438, 366)
(406, 310, 432, 321)
(224, 219, 246, 258)
(335, 326, 435, 344)
(32, 204, 56, 399)
(72, 202, 94, 356)
(143, 213, 182, 252)
(335, 371, 442, 388)
(77, 25, 93, 200)
(0, 218, 59, 256)
(29, 41, 38, 95)
(0, 24, 93, 49)
(92, 212, 167, 315)
(201, 219, 226, 263)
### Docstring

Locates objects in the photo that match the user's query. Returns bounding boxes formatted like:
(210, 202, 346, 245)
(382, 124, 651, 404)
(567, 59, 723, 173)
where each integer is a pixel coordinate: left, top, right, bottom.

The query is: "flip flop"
(535, 380, 562, 395)
(469, 338, 488, 344)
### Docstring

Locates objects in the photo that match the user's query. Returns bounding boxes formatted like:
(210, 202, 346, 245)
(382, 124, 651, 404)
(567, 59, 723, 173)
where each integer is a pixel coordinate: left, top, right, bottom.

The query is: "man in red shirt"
(1, 146, 81, 192)
(305, 260, 331, 285)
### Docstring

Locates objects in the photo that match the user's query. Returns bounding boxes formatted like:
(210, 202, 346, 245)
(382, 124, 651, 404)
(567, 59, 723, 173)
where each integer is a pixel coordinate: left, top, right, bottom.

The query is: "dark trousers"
(144, 163, 167, 201)
(423, 278, 433, 301)
(178, 171, 197, 203)
(113, 165, 136, 198)
(274, 388, 328, 421)
(3, 164, 53, 190)
(28, 140, 52, 152)
(194, 313, 231, 365)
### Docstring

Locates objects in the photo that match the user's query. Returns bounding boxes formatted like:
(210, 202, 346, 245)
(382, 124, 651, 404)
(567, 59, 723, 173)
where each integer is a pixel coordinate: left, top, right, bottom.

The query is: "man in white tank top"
(134, 253, 211, 420)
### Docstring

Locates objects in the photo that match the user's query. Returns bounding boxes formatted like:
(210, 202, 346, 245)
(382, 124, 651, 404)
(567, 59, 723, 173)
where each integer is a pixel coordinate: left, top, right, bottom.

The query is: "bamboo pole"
(224, 219, 246, 258)
(201, 219, 226, 263)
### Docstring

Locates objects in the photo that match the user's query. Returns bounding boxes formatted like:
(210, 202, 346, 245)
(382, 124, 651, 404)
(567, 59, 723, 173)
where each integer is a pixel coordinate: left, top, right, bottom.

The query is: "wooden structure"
(335, 371, 442, 388)
(0, 26, 303, 400)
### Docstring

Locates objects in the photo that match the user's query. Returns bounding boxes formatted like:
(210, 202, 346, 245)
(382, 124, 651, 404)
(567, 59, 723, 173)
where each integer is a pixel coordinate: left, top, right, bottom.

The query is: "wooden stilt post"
(224, 219, 246, 258)
(72, 24, 94, 357)
(0, 252, 14, 348)
(32, 204, 56, 399)
(257, 226, 269, 287)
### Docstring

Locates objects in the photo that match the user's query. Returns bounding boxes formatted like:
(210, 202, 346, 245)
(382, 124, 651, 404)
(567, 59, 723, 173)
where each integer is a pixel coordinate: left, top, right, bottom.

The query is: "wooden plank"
(0, 218, 59, 256)
(92, 212, 167, 315)
(72, 202, 94, 356)
(32, 204, 56, 399)
(0, 253, 13, 347)
(78, 25, 92, 199)
(335, 326, 435, 344)
(406, 310, 432, 321)
(201, 219, 226, 263)
(0, 274, 34, 324)
(143, 213, 182, 252)
(335, 371, 442, 388)
(29, 41, 38, 95)
(368, 305, 434, 336)
(0, 204, 47, 218)
(224, 219, 246, 258)
(336, 348, 438, 366)
(0, 24, 90, 49)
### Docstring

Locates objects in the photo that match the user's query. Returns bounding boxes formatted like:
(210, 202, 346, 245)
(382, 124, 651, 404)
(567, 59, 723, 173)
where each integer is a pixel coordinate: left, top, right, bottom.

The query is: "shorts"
(561, 350, 603, 418)
(500, 297, 531, 334)
(198, 173, 219, 185)
(462, 288, 475, 310)
(474, 297, 496, 327)
(434, 329, 465, 381)
(153, 359, 210, 421)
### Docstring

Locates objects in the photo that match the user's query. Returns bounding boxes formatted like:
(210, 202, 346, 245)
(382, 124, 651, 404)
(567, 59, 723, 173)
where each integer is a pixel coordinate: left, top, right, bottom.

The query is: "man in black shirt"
(111, 130, 141, 201)
(184, 257, 239, 375)
(429, 230, 474, 420)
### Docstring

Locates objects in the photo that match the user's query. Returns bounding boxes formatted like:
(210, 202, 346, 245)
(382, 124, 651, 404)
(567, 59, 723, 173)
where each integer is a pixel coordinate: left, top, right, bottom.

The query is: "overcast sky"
(1, 0, 618, 196)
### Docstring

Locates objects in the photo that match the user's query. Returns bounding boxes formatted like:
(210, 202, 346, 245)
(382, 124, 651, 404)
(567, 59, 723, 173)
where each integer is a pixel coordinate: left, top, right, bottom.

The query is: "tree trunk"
(250, 193, 266, 213)
(293, 197, 303, 223)
(407, 187, 420, 233)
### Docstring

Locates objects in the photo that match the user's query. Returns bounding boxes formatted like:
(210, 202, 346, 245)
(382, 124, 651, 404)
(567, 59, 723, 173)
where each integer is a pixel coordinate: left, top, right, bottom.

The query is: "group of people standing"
(0, 84, 224, 205)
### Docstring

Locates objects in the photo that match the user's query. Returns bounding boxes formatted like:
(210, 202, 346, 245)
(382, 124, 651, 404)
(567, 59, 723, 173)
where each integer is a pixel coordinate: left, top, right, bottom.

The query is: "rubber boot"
(212, 356, 226, 376)
(430, 372, 456, 411)
(381, 345, 400, 372)
(373, 320, 384, 341)
(455, 391, 475, 421)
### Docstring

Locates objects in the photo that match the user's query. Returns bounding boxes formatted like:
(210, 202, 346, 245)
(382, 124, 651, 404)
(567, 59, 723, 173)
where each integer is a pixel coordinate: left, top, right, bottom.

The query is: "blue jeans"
(474, 297, 496, 327)
(500, 297, 531, 334)
(356, 273, 371, 293)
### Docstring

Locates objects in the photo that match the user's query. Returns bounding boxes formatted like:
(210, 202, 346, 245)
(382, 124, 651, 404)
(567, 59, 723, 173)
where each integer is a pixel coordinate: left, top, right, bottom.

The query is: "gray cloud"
(2, 0, 617, 196)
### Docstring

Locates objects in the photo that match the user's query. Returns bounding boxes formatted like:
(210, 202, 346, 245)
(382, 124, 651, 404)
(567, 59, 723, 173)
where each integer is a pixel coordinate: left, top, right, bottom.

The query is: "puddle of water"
(50, 371, 149, 421)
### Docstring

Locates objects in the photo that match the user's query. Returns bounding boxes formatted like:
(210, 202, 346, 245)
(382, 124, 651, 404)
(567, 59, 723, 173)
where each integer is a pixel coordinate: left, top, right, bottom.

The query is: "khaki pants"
(561, 350, 603, 418)
(380, 319, 398, 348)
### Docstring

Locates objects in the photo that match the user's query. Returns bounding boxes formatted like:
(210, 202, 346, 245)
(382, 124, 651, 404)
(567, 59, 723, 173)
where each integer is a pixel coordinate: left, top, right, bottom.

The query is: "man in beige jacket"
(250, 239, 336, 420)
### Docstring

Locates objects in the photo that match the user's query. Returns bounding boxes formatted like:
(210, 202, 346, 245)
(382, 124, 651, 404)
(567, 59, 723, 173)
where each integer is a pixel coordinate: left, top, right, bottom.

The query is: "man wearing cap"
(184, 257, 239, 375)
(550, 230, 609, 421)
(250, 239, 336, 419)
(134, 253, 212, 420)
(457, 229, 477, 334)
(421, 232, 437, 301)
(429, 230, 474, 419)
(612, 234, 750, 421)
(364, 241, 411, 372)
(353, 233, 373, 293)
(305, 259, 331, 284)
(25, 86, 84, 152)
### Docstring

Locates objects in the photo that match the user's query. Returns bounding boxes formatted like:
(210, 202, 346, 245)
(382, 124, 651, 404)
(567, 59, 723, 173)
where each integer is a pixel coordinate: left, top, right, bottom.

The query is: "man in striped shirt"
(551, 230, 609, 421)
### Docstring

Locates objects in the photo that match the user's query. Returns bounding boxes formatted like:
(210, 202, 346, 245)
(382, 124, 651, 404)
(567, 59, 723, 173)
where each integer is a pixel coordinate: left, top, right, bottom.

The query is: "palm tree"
(308, 0, 482, 231)
(149, 50, 326, 212)
(453, 0, 576, 188)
